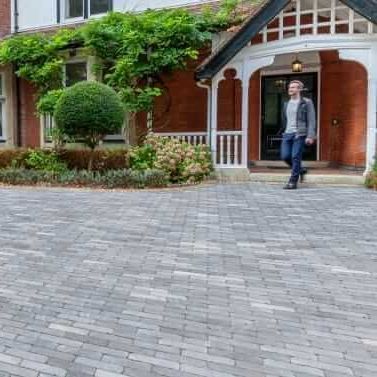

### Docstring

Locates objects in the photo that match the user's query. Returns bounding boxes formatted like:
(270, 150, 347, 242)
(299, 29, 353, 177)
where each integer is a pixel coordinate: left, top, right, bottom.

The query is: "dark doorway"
(261, 73, 318, 161)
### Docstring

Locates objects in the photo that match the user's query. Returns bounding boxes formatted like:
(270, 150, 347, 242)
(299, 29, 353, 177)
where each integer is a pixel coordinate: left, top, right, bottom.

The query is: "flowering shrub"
(130, 135, 212, 183)
(24, 149, 68, 174)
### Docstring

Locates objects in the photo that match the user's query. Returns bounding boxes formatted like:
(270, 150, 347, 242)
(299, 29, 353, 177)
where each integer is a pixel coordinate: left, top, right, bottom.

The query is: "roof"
(196, 0, 377, 80)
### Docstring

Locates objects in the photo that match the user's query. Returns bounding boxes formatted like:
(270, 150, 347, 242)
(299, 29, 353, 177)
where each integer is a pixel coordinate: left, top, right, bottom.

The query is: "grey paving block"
(0, 184, 375, 377)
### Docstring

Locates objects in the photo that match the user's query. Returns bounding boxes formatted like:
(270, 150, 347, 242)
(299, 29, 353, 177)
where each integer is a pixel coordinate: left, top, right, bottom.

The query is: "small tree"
(54, 81, 125, 170)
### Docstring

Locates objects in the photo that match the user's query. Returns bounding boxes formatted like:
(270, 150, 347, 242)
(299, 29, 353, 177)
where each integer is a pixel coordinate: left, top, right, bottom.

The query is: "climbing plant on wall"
(0, 0, 247, 138)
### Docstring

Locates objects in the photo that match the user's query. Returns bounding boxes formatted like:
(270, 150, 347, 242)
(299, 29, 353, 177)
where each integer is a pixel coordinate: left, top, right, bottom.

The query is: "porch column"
(210, 80, 219, 165)
(241, 82, 249, 167)
(367, 74, 377, 173)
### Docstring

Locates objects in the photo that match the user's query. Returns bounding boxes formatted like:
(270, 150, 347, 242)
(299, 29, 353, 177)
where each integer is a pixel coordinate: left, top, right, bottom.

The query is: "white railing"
(154, 131, 244, 167)
(216, 130, 243, 167)
(154, 132, 208, 146)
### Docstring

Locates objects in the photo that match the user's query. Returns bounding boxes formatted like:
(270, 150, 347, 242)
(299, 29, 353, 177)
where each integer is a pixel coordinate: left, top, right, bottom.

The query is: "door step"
(249, 172, 365, 185)
(252, 160, 331, 168)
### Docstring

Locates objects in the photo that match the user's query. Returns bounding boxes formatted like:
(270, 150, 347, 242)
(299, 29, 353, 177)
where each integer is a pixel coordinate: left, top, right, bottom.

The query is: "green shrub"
(130, 135, 212, 183)
(54, 82, 125, 158)
(0, 168, 168, 189)
(129, 143, 156, 171)
(128, 169, 168, 189)
(0, 168, 53, 185)
(56, 170, 100, 187)
(99, 169, 134, 189)
(0, 148, 128, 172)
(24, 149, 68, 173)
(37, 89, 64, 115)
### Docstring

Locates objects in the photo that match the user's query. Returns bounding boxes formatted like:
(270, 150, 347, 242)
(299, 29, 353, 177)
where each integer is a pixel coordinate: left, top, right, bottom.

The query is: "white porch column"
(210, 80, 219, 165)
(367, 75, 377, 173)
(339, 48, 377, 174)
(241, 82, 249, 167)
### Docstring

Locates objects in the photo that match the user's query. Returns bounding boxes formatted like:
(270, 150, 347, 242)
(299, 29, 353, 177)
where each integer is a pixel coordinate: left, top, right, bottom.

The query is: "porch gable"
(196, 0, 377, 80)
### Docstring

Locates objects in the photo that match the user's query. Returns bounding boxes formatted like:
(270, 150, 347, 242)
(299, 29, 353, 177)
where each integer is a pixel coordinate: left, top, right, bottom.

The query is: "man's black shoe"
(300, 168, 308, 183)
(283, 182, 298, 190)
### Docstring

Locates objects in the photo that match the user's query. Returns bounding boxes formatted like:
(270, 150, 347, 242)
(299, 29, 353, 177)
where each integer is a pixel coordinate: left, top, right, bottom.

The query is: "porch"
(189, 0, 377, 176)
(155, 44, 375, 178)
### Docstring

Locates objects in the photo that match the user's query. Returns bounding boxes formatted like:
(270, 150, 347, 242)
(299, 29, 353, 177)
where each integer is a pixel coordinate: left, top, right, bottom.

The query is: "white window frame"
(0, 74, 6, 141)
(89, 0, 111, 18)
(63, 0, 85, 22)
(62, 0, 111, 22)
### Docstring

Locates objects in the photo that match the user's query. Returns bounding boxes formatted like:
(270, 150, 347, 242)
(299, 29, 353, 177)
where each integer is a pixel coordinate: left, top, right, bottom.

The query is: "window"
(65, 62, 88, 87)
(90, 0, 110, 15)
(64, 0, 111, 19)
(66, 0, 84, 19)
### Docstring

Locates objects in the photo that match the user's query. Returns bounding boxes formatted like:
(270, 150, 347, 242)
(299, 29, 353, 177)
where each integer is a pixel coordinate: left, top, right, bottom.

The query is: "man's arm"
(281, 102, 287, 132)
(306, 98, 317, 141)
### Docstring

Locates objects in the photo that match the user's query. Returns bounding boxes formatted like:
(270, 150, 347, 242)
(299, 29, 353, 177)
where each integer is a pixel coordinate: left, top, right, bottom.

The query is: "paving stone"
(0, 184, 375, 377)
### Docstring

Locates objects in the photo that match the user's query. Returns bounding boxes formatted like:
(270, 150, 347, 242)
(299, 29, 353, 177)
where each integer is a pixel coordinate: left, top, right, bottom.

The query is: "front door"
(261, 73, 318, 161)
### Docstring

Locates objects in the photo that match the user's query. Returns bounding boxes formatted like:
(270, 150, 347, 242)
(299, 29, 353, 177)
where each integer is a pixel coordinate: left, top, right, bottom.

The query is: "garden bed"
(0, 136, 213, 189)
(0, 168, 168, 189)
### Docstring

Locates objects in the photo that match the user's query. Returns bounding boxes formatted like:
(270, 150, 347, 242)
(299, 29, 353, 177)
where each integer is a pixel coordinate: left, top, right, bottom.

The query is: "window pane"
(65, 62, 87, 87)
(90, 0, 110, 15)
(301, 0, 314, 11)
(335, 8, 349, 22)
(354, 21, 368, 34)
(66, 0, 83, 18)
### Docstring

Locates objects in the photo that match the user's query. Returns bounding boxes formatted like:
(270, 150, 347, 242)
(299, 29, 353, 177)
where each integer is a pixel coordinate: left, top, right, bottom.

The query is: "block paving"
(0, 183, 376, 377)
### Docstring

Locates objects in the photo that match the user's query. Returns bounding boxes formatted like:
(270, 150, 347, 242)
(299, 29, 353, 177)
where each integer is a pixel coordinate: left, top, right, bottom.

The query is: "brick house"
(0, 0, 377, 176)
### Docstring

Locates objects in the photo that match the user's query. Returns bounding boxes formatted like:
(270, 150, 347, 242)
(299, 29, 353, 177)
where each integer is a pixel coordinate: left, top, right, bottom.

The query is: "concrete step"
(249, 172, 365, 185)
(252, 160, 331, 168)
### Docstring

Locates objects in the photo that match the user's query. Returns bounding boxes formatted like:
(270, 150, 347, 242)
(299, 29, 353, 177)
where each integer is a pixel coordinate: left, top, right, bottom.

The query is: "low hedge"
(0, 148, 129, 171)
(57, 149, 129, 171)
(0, 168, 168, 189)
(0, 149, 29, 169)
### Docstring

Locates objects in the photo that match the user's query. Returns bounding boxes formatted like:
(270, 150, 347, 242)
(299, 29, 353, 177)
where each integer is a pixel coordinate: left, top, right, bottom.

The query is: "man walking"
(281, 80, 316, 190)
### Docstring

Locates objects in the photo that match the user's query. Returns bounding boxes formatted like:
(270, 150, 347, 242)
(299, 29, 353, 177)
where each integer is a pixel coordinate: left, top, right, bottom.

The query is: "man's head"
(288, 80, 304, 97)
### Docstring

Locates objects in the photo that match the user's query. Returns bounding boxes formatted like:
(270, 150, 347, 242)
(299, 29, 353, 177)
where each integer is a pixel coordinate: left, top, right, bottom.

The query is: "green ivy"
(0, 0, 251, 116)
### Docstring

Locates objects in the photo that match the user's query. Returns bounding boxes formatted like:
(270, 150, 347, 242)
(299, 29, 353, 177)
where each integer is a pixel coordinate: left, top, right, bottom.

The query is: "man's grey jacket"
(282, 97, 317, 139)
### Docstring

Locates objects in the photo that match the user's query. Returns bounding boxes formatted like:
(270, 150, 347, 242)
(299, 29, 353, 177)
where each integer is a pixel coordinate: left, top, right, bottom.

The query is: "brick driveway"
(0, 183, 377, 377)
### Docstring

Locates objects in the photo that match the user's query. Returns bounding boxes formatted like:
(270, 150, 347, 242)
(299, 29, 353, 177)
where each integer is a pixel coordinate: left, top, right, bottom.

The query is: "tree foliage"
(0, 0, 247, 115)
(54, 81, 125, 152)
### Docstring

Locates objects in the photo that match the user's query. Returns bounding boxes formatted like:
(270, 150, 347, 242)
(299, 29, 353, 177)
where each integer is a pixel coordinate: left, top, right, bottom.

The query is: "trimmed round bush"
(54, 81, 125, 150)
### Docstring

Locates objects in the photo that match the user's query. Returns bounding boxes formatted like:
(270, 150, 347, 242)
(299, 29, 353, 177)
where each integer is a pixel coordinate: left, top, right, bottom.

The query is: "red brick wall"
(152, 69, 208, 133)
(217, 73, 242, 132)
(0, 0, 11, 38)
(320, 51, 367, 168)
(19, 80, 40, 147)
